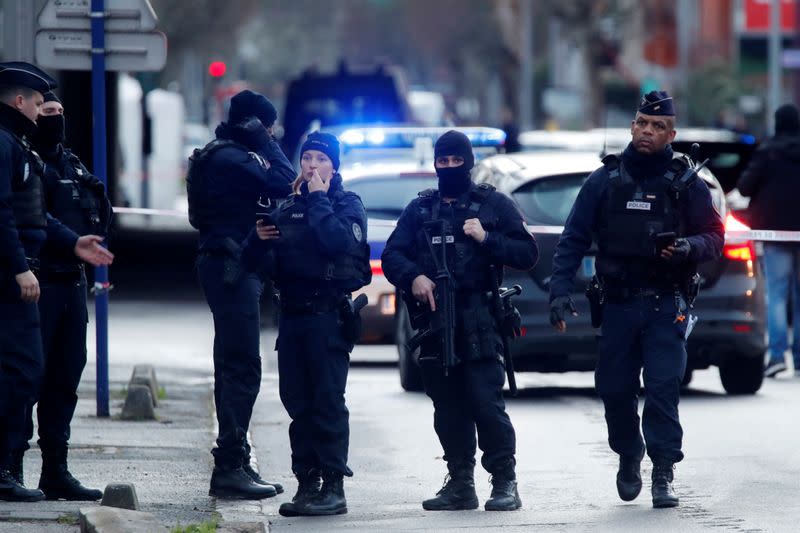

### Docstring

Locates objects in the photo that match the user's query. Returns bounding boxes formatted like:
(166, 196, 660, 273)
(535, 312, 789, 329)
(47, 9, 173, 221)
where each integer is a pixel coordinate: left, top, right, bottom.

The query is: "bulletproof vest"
(186, 139, 245, 230)
(595, 153, 694, 283)
(272, 190, 371, 292)
(46, 151, 110, 236)
(415, 183, 499, 291)
(12, 145, 47, 229)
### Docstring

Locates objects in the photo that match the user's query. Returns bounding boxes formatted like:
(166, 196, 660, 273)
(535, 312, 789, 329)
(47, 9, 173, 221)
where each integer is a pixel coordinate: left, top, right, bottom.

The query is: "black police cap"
(0, 62, 57, 94)
(638, 90, 675, 116)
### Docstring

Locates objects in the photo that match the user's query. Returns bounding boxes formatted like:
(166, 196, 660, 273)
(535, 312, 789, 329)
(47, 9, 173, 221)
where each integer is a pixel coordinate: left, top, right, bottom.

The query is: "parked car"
(395, 149, 766, 395)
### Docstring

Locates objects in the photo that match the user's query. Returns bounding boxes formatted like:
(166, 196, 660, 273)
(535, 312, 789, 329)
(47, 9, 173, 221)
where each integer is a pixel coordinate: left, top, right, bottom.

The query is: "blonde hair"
(291, 173, 304, 194)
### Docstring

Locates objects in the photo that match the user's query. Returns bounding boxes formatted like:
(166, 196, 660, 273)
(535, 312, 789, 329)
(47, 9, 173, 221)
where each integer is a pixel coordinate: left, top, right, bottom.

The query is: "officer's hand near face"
(463, 218, 487, 243)
(550, 295, 578, 333)
(412, 274, 437, 312)
(74, 235, 114, 266)
(308, 169, 330, 194)
(256, 219, 280, 240)
(15, 270, 40, 303)
(660, 238, 691, 265)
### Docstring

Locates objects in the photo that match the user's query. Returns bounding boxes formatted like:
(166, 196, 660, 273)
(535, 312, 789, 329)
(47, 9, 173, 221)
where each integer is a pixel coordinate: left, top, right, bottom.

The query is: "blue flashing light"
(338, 126, 507, 149)
(738, 134, 756, 145)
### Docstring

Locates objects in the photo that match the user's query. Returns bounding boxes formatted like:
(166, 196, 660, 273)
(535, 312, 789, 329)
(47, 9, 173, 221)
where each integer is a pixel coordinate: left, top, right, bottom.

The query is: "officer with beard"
(549, 91, 724, 508)
(16, 91, 110, 501)
(382, 130, 538, 512)
(0, 62, 113, 502)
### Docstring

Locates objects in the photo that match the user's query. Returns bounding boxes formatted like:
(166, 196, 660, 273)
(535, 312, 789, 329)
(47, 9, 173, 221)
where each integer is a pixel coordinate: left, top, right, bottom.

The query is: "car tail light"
(723, 214, 755, 262)
(370, 259, 383, 276)
(733, 324, 753, 333)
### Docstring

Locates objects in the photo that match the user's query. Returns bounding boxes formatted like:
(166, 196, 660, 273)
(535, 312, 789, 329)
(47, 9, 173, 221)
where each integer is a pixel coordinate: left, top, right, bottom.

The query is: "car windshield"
(346, 175, 437, 220)
(512, 173, 590, 225)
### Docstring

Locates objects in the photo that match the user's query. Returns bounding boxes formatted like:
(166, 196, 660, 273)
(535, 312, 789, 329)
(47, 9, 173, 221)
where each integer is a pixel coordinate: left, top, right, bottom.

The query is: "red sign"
(744, 0, 797, 33)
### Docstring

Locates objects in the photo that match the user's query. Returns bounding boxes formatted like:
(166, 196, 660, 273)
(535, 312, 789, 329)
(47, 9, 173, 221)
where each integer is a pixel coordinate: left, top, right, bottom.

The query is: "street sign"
(782, 48, 800, 69)
(35, 30, 167, 71)
(38, 0, 158, 32)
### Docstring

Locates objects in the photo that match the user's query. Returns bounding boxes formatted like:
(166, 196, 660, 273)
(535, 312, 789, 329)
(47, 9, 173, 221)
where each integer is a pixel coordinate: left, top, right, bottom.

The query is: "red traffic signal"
(208, 61, 227, 78)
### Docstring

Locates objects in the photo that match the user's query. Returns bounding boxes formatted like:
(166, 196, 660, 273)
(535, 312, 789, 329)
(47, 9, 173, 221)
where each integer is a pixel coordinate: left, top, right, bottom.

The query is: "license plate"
(581, 256, 596, 279)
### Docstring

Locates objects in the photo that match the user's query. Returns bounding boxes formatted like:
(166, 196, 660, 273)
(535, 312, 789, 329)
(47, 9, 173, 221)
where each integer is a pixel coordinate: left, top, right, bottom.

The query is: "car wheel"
(395, 296, 424, 392)
(719, 355, 764, 395)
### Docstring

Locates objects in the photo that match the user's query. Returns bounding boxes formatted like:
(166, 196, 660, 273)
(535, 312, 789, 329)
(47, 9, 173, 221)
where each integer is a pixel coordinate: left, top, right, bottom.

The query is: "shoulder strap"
(468, 183, 496, 215)
(601, 153, 622, 180)
(665, 153, 695, 193)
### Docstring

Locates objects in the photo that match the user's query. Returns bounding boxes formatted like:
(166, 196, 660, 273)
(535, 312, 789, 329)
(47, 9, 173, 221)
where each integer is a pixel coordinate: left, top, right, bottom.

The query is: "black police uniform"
(243, 173, 370, 516)
(19, 137, 111, 499)
(0, 72, 82, 501)
(188, 117, 294, 497)
(381, 181, 538, 509)
(549, 140, 724, 504)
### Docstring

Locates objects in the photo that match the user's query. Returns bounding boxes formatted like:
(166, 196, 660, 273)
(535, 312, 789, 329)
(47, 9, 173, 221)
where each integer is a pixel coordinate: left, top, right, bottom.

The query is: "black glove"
(664, 238, 691, 265)
(230, 117, 271, 151)
(549, 295, 578, 326)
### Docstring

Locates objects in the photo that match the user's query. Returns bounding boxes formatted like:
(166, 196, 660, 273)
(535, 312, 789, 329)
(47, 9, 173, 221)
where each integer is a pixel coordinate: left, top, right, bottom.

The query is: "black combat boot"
(38, 460, 103, 501)
(242, 461, 283, 494)
(301, 471, 347, 516)
(485, 459, 522, 511)
(209, 466, 277, 500)
(616, 455, 642, 502)
(422, 462, 479, 511)
(279, 468, 322, 517)
(651, 462, 679, 508)
(0, 469, 45, 502)
(8, 452, 24, 485)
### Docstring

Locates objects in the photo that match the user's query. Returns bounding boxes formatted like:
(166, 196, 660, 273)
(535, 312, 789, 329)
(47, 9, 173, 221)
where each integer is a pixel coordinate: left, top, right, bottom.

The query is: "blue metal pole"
(91, 0, 110, 417)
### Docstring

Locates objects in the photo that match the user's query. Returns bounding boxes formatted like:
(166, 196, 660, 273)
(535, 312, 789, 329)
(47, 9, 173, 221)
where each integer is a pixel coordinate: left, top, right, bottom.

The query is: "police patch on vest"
(291, 212, 304, 219)
(432, 235, 455, 244)
(352, 222, 363, 242)
(626, 201, 651, 211)
(23, 162, 30, 182)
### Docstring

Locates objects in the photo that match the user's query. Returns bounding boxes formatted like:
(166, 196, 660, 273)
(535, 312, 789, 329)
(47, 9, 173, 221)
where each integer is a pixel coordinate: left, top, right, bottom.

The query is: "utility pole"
(768, 0, 783, 135)
(519, 0, 534, 130)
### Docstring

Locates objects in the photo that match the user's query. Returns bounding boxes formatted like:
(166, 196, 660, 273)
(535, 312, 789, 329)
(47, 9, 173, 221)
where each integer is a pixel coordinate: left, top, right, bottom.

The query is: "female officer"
(248, 131, 370, 517)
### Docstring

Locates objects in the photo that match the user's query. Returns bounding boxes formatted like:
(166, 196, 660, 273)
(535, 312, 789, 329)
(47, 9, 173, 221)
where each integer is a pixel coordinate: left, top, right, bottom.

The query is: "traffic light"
(208, 61, 227, 78)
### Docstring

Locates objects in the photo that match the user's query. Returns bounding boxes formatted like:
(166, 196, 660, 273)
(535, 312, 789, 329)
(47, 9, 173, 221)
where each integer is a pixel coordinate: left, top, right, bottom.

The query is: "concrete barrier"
(129, 364, 160, 407)
(120, 385, 156, 420)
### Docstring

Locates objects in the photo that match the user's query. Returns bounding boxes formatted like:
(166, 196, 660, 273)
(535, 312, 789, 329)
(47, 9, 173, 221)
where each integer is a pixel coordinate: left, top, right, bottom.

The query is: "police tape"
(111, 211, 800, 243)
(113, 207, 189, 218)
(527, 225, 800, 242)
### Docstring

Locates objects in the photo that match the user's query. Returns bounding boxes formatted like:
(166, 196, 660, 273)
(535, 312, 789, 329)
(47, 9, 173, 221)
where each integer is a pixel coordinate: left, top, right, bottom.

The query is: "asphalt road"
(75, 290, 799, 532)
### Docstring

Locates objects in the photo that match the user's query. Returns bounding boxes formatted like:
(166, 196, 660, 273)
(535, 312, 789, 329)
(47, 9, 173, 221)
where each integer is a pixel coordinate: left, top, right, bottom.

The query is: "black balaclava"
(434, 130, 474, 198)
(33, 91, 65, 154)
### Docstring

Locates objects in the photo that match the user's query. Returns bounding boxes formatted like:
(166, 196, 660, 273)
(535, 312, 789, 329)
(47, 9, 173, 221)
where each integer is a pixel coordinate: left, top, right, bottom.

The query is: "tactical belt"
(37, 264, 85, 284)
(604, 285, 676, 302)
(279, 291, 345, 315)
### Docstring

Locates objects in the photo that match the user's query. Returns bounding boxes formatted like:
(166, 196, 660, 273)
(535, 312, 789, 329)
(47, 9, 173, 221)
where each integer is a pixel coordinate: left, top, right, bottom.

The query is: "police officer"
(548, 91, 724, 508)
(0, 62, 114, 502)
(381, 130, 539, 512)
(249, 131, 370, 516)
(17, 91, 111, 501)
(188, 90, 295, 499)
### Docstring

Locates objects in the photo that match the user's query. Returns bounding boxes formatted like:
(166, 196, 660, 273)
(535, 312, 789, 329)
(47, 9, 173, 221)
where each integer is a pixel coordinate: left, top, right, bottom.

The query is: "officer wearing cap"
(247, 131, 371, 516)
(0, 61, 114, 502)
(188, 89, 294, 500)
(382, 130, 538, 512)
(548, 91, 724, 508)
(17, 91, 110, 501)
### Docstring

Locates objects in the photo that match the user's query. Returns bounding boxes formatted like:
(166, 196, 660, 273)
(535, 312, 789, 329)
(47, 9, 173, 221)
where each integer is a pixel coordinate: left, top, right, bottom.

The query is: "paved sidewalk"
(0, 363, 268, 532)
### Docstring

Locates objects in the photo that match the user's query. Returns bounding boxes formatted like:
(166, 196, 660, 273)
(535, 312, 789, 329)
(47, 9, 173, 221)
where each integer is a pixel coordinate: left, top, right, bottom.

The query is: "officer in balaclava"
(382, 130, 539, 512)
